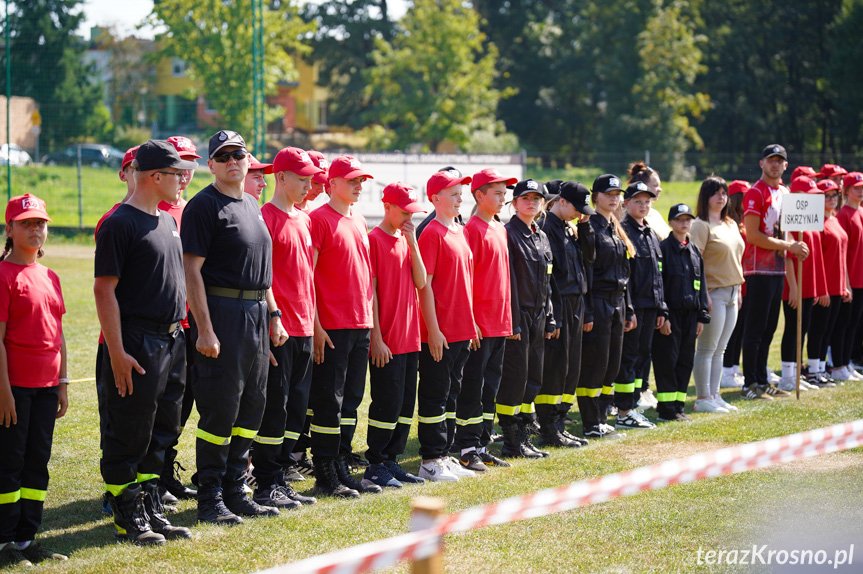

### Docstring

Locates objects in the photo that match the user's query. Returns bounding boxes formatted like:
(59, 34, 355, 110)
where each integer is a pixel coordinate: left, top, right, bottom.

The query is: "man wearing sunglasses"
(180, 130, 288, 525)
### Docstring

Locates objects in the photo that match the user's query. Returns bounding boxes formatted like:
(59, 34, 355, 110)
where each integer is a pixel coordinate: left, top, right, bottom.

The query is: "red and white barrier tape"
(259, 420, 863, 574)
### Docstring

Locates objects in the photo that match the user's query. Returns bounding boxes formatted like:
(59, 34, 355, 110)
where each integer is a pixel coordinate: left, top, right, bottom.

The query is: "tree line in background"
(2, 0, 863, 175)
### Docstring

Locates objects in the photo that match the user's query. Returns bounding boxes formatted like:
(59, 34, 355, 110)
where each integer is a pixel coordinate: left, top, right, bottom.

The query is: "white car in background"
(0, 143, 33, 166)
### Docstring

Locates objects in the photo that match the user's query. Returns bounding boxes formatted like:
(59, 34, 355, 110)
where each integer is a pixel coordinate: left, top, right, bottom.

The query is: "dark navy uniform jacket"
(658, 234, 711, 323)
(505, 216, 555, 335)
(581, 213, 633, 324)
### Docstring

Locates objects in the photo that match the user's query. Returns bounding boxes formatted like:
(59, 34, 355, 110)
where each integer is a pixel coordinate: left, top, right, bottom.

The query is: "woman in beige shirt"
(690, 176, 745, 414)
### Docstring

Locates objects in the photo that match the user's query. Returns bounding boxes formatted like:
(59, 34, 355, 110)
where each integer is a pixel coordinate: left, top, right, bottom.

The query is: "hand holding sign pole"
(780, 190, 825, 399)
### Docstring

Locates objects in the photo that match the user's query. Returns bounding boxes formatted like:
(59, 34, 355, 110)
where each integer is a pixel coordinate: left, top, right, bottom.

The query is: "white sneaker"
(733, 373, 747, 386)
(693, 398, 729, 413)
(599, 423, 626, 438)
(768, 371, 782, 384)
(778, 377, 806, 392)
(636, 390, 656, 410)
(721, 373, 744, 388)
(799, 378, 818, 390)
(419, 458, 459, 482)
(832, 367, 850, 381)
(848, 368, 863, 381)
(444, 457, 476, 478)
(615, 410, 656, 429)
(712, 395, 738, 411)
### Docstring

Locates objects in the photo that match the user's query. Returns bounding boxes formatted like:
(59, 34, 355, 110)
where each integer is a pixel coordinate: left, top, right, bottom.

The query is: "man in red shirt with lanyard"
(741, 144, 809, 399)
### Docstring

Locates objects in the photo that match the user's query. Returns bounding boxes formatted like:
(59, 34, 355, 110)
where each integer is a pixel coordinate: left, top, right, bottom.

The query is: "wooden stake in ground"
(796, 233, 803, 400)
(411, 496, 446, 574)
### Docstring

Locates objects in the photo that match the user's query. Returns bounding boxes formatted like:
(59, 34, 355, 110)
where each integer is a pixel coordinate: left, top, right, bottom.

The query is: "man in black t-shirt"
(181, 130, 288, 525)
(94, 140, 197, 546)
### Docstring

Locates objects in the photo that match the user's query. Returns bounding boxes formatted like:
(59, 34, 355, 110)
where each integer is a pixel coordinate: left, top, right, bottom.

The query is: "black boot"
(197, 484, 243, 525)
(312, 457, 359, 498)
(141, 480, 192, 539)
(538, 416, 579, 448)
(500, 423, 541, 459)
(223, 482, 279, 517)
(336, 455, 381, 494)
(557, 413, 588, 446)
(106, 483, 166, 545)
(160, 450, 197, 500)
(520, 423, 550, 457)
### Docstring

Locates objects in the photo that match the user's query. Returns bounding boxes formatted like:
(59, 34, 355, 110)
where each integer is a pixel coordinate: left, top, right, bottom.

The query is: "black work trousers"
(537, 295, 584, 423)
(0, 386, 58, 544)
(453, 337, 504, 452)
(577, 292, 626, 431)
(652, 308, 697, 419)
(742, 275, 783, 386)
(100, 323, 186, 494)
(809, 295, 841, 363)
(365, 351, 419, 464)
(610, 308, 657, 412)
(251, 335, 313, 486)
(723, 292, 747, 368)
(192, 296, 268, 488)
(781, 299, 813, 363)
(417, 340, 470, 460)
(308, 328, 370, 459)
(831, 288, 863, 368)
(497, 308, 546, 428)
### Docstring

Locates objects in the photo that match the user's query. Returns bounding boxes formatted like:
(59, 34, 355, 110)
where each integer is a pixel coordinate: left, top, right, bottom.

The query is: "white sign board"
(780, 193, 825, 232)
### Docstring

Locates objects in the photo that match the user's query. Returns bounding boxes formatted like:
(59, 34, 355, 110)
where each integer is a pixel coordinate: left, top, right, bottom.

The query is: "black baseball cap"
(592, 174, 623, 194)
(545, 179, 563, 195)
(624, 181, 656, 200)
(668, 203, 694, 221)
(135, 139, 198, 172)
(558, 181, 596, 215)
(209, 130, 247, 159)
(512, 179, 547, 199)
(761, 144, 787, 160)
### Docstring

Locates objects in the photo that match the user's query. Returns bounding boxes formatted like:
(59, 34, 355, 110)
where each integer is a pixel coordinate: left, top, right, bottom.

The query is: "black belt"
(206, 286, 266, 301)
(592, 290, 625, 300)
(125, 317, 181, 334)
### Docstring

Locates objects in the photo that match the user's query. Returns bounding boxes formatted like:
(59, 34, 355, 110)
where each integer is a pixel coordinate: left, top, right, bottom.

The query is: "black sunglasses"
(212, 150, 248, 163)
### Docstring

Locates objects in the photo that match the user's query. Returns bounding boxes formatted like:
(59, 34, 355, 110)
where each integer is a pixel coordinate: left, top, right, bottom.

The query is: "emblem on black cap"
(610, 177, 620, 188)
(219, 131, 227, 141)
(527, 180, 539, 190)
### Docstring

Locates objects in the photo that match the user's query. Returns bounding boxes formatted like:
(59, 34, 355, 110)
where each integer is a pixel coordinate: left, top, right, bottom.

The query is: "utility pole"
(251, 0, 265, 199)
(6, 0, 11, 200)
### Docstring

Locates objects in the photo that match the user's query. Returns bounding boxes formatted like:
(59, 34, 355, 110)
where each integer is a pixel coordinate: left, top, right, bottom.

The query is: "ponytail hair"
(0, 237, 11, 262)
(628, 161, 658, 185)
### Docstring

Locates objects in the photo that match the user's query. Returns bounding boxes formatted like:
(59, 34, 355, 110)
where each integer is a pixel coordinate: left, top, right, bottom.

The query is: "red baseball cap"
(816, 164, 848, 178)
(328, 155, 373, 181)
(271, 147, 323, 177)
(248, 154, 274, 174)
(382, 182, 426, 213)
(166, 136, 201, 160)
(791, 166, 817, 180)
(427, 168, 471, 201)
(307, 150, 329, 185)
(6, 193, 52, 223)
(843, 172, 863, 188)
(470, 168, 517, 192)
(817, 179, 840, 192)
(789, 176, 817, 194)
(728, 180, 750, 196)
(121, 145, 139, 170)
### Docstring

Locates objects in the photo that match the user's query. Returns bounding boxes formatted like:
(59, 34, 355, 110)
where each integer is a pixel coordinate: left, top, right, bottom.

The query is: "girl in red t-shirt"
(0, 194, 67, 565)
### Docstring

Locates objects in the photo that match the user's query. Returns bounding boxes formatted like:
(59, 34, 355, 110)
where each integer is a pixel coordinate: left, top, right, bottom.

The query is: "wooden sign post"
(780, 192, 825, 399)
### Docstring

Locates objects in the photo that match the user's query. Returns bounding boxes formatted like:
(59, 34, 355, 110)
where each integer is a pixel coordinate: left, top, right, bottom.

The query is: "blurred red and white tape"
(257, 419, 863, 574)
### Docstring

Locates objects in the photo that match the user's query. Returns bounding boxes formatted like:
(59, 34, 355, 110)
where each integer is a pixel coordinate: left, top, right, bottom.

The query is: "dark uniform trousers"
(810, 295, 841, 364)
(608, 307, 657, 412)
(192, 296, 268, 488)
(366, 351, 419, 464)
(577, 292, 626, 431)
(0, 386, 58, 544)
(251, 335, 313, 487)
(417, 340, 470, 460)
(100, 323, 186, 494)
(652, 308, 697, 418)
(458, 336, 505, 450)
(309, 328, 370, 459)
(742, 275, 784, 386)
(164, 330, 197, 464)
(497, 308, 546, 428)
(537, 294, 584, 422)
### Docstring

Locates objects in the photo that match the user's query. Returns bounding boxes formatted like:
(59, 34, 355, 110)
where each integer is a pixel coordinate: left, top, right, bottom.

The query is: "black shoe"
(342, 451, 370, 473)
(500, 424, 541, 459)
(478, 451, 512, 467)
(159, 485, 179, 505)
(141, 480, 192, 539)
(197, 485, 243, 525)
(312, 457, 360, 498)
(295, 452, 315, 477)
(279, 482, 317, 505)
(336, 456, 382, 493)
(223, 483, 279, 517)
(458, 450, 489, 472)
(20, 542, 68, 563)
(106, 483, 167, 545)
(490, 431, 504, 443)
(282, 463, 305, 482)
(160, 460, 197, 500)
(253, 484, 301, 510)
(382, 460, 426, 484)
(521, 424, 550, 457)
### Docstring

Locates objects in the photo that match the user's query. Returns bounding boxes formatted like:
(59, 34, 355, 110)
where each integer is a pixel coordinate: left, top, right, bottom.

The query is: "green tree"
(827, 0, 863, 154)
(364, 0, 509, 151)
(300, 0, 394, 130)
(149, 0, 314, 144)
(0, 0, 112, 150)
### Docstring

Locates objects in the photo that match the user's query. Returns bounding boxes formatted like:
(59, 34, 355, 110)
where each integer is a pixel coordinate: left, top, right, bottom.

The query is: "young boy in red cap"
(251, 147, 323, 508)
(308, 155, 379, 497)
(416, 169, 478, 482)
(299, 151, 329, 213)
(363, 182, 428, 488)
(244, 155, 273, 201)
(454, 168, 516, 471)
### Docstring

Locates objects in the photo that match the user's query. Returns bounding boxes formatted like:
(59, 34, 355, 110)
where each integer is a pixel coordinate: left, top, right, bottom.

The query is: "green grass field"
(1, 173, 858, 573)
